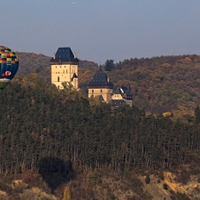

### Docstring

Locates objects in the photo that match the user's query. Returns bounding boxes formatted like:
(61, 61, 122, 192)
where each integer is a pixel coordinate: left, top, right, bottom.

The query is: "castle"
(50, 47, 133, 106)
(50, 47, 78, 89)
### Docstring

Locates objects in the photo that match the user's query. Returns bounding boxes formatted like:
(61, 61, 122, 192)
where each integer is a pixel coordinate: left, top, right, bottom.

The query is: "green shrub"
(175, 192, 190, 200)
(163, 183, 168, 190)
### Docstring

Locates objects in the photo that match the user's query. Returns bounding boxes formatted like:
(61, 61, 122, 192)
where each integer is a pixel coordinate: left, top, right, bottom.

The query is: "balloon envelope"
(0, 46, 19, 91)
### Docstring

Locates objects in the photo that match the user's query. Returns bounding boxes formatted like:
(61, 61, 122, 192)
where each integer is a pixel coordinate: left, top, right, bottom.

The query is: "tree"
(195, 105, 200, 124)
(62, 81, 74, 91)
(104, 59, 115, 71)
(163, 183, 168, 190)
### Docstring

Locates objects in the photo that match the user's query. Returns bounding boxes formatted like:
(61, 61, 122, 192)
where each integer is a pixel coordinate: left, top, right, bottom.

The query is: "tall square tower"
(50, 47, 79, 89)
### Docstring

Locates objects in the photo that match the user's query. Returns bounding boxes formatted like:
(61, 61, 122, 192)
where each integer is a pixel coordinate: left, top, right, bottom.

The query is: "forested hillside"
(0, 74, 200, 199)
(17, 52, 200, 119)
(108, 55, 200, 117)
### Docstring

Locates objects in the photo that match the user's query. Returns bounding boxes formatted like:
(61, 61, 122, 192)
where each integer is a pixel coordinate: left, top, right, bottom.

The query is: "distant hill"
(16, 52, 200, 117)
(17, 52, 51, 75)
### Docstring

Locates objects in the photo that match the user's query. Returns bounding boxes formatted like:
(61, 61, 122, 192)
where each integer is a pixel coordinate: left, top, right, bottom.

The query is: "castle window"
(58, 76, 60, 82)
(100, 89, 102, 93)
(92, 89, 94, 93)
(60, 66, 62, 68)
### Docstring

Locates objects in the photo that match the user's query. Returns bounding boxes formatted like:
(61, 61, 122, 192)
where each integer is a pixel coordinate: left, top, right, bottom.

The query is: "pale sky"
(1, 0, 200, 63)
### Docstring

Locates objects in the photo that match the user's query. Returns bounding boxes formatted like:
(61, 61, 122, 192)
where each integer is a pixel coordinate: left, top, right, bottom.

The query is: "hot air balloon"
(0, 46, 19, 91)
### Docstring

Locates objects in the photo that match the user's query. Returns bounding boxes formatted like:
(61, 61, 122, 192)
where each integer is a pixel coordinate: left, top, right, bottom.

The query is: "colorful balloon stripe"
(0, 46, 19, 91)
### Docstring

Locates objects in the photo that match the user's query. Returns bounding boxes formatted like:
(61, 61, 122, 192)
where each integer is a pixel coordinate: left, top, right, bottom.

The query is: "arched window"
(58, 76, 60, 82)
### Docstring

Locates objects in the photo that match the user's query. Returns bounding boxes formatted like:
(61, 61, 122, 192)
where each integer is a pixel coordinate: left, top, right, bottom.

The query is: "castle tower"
(50, 47, 79, 89)
(87, 68, 114, 103)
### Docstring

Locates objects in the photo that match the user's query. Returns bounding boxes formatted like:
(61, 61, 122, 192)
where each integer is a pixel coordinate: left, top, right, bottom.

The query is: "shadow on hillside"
(38, 157, 74, 194)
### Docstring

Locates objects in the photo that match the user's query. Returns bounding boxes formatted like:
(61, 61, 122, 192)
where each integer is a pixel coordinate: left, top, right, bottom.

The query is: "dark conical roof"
(87, 70, 114, 88)
(50, 47, 78, 64)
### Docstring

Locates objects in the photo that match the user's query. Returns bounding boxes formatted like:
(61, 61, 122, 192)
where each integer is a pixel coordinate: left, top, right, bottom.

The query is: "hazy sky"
(1, 0, 200, 63)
